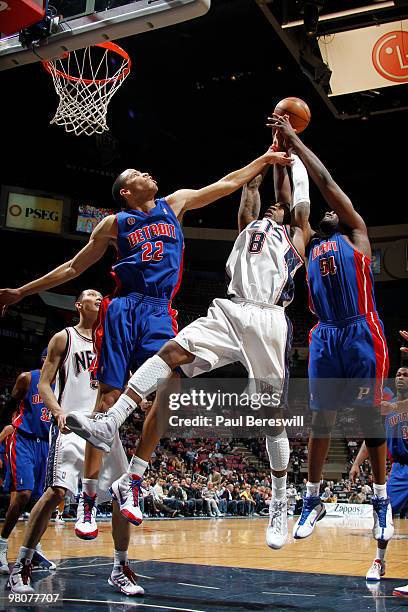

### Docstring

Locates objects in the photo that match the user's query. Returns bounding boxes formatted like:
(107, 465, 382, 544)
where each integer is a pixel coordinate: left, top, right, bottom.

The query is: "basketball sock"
(376, 547, 386, 562)
(108, 394, 137, 429)
(373, 483, 387, 499)
(127, 456, 149, 479)
(306, 482, 320, 497)
(17, 546, 35, 564)
(113, 550, 128, 569)
(265, 431, 290, 472)
(291, 154, 310, 209)
(127, 355, 172, 400)
(82, 478, 98, 497)
(271, 474, 287, 502)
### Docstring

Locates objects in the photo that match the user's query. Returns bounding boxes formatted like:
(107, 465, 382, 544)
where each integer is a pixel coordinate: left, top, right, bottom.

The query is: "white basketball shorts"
(174, 298, 290, 385)
(45, 423, 128, 501)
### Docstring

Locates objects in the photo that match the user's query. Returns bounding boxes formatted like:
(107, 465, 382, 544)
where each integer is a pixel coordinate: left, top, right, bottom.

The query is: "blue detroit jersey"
(308, 232, 376, 322)
(113, 198, 184, 300)
(385, 401, 408, 464)
(12, 370, 51, 440)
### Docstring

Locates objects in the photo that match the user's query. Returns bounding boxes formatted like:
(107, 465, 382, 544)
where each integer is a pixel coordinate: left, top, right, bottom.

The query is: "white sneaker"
(0, 542, 9, 574)
(108, 563, 145, 596)
(372, 496, 394, 542)
(7, 560, 34, 593)
(65, 411, 117, 453)
(293, 495, 326, 539)
(110, 474, 143, 526)
(75, 492, 98, 539)
(266, 499, 288, 550)
(366, 558, 386, 581)
(32, 543, 56, 570)
(393, 584, 408, 598)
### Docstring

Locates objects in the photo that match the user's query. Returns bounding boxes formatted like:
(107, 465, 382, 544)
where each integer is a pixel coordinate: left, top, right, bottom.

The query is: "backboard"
(0, 0, 211, 71)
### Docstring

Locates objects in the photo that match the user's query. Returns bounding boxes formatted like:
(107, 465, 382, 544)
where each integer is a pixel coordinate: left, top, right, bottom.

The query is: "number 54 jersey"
(226, 218, 303, 306)
(308, 231, 378, 322)
(307, 232, 389, 411)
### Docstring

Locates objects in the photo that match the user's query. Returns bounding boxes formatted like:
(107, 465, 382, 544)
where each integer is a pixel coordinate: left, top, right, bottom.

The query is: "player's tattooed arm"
(39, 331, 70, 433)
(0, 216, 116, 311)
(166, 149, 293, 220)
(238, 168, 268, 233)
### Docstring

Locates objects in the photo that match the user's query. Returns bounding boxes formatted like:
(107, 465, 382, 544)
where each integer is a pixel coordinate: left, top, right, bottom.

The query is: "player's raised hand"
(267, 113, 298, 141)
(0, 288, 22, 316)
(399, 330, 408, 352)
(264, 149, 293, 167)
(271, 125, 286, 153)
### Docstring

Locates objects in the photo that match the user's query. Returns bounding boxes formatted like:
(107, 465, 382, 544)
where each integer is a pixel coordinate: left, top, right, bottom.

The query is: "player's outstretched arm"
(166, 149, 293, 219)
(39, 330, 70, 433)
(269, 114, 367, 234)
(0, 215, 116, 312)
(349, 441, 369, 482)
(237, 168, 268, 233)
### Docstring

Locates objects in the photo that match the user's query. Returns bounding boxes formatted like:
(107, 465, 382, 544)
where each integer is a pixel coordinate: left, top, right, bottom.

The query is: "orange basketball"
(273, 97, 311, 133)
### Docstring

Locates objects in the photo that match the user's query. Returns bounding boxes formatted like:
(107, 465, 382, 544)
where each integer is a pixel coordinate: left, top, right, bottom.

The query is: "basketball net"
(43, 42, 131, 137)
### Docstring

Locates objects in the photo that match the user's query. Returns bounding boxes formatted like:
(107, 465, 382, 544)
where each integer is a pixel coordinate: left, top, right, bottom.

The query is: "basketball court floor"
(1, 516, 407, 611)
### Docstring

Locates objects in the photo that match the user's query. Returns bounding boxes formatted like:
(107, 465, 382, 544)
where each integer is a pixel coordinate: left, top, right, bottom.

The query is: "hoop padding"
(43, 42, 131, 137)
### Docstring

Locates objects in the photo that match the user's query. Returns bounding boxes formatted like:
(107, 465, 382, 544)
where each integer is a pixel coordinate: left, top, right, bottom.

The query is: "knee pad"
(128, 355, 172, 399)
(266, 430, 290, 472)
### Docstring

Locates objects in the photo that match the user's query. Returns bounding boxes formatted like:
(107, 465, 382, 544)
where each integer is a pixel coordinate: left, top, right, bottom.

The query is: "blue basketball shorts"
(4, 429, 49, 497)
(387, 462, 408, 514)
(309, 312, 389, 411)
(95, 292, 177, 390)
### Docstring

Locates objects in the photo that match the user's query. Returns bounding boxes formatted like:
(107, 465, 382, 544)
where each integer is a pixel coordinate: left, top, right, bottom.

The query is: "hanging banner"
(318, 20, 408, 96)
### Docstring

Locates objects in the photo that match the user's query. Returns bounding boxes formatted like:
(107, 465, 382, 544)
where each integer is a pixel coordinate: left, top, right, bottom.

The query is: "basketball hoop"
(42, 42, 131, 137)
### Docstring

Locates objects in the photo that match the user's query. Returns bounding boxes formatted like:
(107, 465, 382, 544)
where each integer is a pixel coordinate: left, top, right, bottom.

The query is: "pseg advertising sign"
(6, 193, 63, 234)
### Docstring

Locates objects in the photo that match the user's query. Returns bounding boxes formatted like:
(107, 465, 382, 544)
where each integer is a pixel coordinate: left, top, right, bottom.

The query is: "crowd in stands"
(0, 382, 404, 520)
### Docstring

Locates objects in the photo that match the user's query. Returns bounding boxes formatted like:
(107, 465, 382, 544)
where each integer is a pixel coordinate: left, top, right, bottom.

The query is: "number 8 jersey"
(307, 232, 376, 322)
(225, 218, 303, 307)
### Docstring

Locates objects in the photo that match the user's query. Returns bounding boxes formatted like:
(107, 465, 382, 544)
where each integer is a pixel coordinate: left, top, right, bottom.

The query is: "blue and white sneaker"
(372, 496, 394, 542)
(32, 543, 56, 570)
(293, 495, 326, 539)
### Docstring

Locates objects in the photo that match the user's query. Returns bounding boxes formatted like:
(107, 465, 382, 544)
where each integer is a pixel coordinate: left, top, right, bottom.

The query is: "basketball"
(274, 97, 311, 133)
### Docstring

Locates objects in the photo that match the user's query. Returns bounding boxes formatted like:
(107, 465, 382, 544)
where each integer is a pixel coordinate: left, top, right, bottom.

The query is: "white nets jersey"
(226, 218, 303, 306)
(55, 327, 97, 414)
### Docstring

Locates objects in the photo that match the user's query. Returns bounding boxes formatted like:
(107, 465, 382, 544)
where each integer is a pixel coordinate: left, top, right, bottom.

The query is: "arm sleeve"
(291, 153, 310, 210)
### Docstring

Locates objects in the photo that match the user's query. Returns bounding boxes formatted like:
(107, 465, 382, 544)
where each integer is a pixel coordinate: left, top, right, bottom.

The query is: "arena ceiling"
(1, 0, 407, 230)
